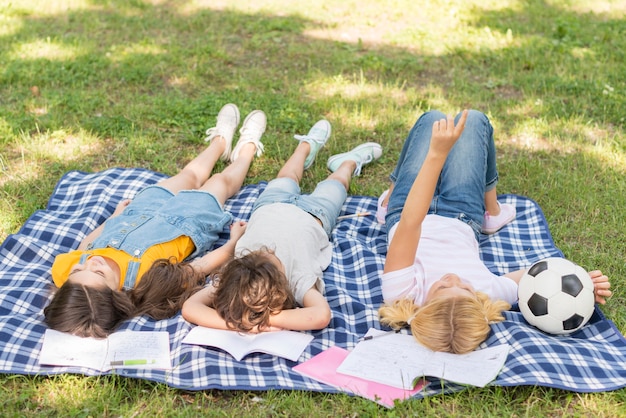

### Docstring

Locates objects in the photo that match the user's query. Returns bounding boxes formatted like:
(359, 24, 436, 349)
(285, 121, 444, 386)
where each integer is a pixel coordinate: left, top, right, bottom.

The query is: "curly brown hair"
(213, 249, 296, 332)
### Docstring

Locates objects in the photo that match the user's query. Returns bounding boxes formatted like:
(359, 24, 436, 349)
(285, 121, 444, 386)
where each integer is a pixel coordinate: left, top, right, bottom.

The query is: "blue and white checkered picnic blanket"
(1, 167, 625, 396)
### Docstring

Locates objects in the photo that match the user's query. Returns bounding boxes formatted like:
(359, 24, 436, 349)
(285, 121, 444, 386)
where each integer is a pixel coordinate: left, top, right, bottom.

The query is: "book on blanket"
(181, 326, 314, 362)
(336, 328, 510, 390)
(39, 329, 171, 371)
(293, 346, 427, 408)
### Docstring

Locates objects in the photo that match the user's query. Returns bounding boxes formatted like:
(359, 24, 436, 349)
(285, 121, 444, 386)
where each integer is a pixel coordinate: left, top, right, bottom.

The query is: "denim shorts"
(125, 185, 232, 254)
(253, 177, 347, 236)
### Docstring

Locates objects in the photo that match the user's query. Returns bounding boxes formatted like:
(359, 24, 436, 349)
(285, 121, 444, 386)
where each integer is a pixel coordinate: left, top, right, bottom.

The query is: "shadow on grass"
(0, 1, 624, 243)
(2, 1, 624, 134)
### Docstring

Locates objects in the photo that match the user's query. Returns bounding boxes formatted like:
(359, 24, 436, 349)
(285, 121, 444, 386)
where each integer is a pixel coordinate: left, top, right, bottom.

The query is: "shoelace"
(483, 202, 502, 221)
(294, 127, 328, 145)
(205, 114, 239, 142)
(238, 125, 265, 156)
(204, 127, 219, 142)
(352, 152, 375, 176)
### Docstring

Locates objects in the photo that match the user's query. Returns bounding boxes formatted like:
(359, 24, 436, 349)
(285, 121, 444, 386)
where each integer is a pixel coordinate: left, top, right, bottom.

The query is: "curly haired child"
(182, 120, 383, 332)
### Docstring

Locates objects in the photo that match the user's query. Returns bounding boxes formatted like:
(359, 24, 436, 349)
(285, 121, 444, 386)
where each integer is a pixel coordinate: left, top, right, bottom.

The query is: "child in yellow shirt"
(44, 104, 265, 338)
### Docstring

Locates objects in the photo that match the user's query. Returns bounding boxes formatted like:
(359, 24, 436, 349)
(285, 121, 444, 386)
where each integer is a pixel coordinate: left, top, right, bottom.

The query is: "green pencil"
(110, 359, 157, 366)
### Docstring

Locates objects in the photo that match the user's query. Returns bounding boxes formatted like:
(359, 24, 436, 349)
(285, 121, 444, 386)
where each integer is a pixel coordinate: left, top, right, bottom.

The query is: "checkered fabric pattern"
(1, 168, 625, 397)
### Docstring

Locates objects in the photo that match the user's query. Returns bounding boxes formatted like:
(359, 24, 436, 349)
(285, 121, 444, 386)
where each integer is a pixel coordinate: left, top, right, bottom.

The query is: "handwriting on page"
(337, 328, 509, 389)
(107, 331, 169, 362)
(337, 331, 432, 389)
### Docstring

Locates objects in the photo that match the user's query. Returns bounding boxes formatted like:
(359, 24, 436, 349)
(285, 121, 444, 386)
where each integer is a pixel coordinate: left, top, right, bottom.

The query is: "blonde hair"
(378, 292, 510, 354)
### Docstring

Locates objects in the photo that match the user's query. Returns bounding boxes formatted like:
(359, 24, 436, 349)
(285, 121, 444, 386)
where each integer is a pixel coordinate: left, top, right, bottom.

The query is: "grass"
(1, 0, 626, 415)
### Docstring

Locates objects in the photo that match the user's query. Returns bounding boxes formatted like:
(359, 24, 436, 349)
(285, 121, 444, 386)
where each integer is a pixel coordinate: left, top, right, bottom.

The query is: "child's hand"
(429, 109, 468, 157)
(113, 199, 132, 216)
(229, 221, 247, 242)
(589, 270, 612, 305)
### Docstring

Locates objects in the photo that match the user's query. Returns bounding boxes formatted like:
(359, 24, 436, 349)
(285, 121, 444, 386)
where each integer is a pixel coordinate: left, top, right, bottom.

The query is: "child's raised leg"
(200, 110, 267, 205)
(158, 104, 240, 193)
(276, 141, 309, 184)
(298, 141, 383, 234)
(200, 142, 257, 205)
(277, 120, 332, 183)
(326, 142, 383, 189)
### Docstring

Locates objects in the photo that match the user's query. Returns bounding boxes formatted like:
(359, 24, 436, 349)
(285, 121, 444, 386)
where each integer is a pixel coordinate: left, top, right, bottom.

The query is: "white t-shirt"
(235, 203, 330, 306)
(381, 214, 518, 306)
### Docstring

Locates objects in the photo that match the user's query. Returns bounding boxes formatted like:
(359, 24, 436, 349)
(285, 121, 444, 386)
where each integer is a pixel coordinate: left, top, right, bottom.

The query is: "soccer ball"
(518, 257, 595, 335)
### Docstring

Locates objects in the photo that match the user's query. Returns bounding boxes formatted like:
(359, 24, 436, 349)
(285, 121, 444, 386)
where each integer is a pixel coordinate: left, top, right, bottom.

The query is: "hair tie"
(406, 314, 416, 326)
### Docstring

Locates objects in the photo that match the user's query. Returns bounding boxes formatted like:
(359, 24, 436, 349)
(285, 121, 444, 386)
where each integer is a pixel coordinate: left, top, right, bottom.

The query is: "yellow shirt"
(51, 236, 195, 289)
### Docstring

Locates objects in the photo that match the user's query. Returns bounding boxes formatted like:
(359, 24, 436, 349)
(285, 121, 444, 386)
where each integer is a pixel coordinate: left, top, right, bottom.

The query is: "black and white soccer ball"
(518, 257, 595, 335)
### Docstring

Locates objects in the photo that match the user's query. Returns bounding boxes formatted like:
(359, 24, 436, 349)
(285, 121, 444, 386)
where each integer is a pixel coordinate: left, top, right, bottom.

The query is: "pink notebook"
(293, 346, 426, 408)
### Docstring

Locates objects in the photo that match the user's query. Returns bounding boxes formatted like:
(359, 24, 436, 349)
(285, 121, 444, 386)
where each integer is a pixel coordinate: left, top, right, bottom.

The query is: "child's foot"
(482, 202, 516, 234)
(230, 110, 267, 162)
(204, 104, 240, 161)
(294, 120, 332, 170)
(327, 142, 383, 176)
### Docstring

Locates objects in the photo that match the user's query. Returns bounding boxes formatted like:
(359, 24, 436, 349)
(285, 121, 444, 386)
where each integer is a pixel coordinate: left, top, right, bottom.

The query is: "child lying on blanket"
(44, 103, 266, 338)
(182, 121, 383, 332)
(377, 109, 612, 354)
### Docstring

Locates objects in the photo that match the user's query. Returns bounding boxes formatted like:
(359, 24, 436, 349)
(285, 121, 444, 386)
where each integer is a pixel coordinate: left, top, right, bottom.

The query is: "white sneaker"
(230, 110, 267, 162)
(327, 142, 383, 176)
(294, 120, 332, 170)
(204, 104, 240, 161)
(482, 202, 516, 234)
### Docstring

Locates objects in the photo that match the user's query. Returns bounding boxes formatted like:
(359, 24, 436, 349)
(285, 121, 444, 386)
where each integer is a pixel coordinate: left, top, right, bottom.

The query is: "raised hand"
(429, 109, 468, 157)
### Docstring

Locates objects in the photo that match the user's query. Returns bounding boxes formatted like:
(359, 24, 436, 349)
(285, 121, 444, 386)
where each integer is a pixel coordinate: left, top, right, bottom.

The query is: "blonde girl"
(378, 109, 611, 354)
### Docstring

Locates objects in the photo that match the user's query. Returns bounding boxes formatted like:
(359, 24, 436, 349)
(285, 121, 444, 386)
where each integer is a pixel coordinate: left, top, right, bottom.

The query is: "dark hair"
(43, 283, 134, 338)
(130, 258, 205, 319)
(213, 250, 295, 332)
(44, 257, 205, 338)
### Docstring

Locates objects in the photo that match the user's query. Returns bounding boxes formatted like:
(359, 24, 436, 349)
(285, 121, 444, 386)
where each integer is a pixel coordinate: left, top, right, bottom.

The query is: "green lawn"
(1, 0, 625, 415)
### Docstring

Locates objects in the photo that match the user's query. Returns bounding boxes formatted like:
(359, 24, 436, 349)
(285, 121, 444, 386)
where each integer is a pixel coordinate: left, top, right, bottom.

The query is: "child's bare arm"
(503, 268, 526, 284)
(181, 286, 230, 329)
(268, 287, 331, 331)
(505, 268, 612, 305)
(189, 221, 247, 276)
(384, 111, 468, 274)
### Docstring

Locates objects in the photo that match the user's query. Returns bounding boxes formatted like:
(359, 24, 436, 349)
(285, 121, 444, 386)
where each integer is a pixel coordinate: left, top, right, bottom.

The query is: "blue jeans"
(253, 177, 347, 237)
(385, 110, 499, 239)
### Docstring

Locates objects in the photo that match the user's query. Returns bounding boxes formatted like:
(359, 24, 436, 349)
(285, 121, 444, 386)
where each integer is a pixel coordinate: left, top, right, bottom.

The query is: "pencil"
(110, 359, 157, 366)
(358, 329, 400, 342)
(337, 211, 371, 220)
